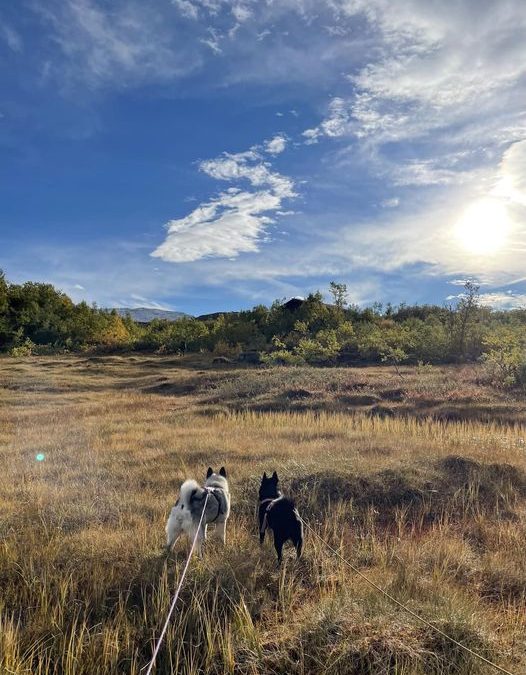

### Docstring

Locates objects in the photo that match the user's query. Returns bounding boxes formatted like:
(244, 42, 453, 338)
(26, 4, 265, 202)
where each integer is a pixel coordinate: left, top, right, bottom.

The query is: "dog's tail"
(293, 509, 303, 559)
(179, 479, 203, 507)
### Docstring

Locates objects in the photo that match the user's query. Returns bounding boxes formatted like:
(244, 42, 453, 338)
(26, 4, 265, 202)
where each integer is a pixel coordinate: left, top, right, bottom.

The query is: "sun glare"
(454, 198, 511, 255)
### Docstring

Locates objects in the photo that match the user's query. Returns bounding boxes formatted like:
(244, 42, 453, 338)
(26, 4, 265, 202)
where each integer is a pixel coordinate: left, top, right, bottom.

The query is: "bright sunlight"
(454, 198, 511, 255)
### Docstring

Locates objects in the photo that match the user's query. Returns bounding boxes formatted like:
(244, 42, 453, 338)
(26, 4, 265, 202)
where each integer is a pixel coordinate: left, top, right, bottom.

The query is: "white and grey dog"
(165, 467, 230, 556)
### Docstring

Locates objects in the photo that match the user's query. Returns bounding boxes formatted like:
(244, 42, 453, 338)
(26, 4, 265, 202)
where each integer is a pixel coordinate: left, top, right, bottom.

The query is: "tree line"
(1, 271, 525, 387)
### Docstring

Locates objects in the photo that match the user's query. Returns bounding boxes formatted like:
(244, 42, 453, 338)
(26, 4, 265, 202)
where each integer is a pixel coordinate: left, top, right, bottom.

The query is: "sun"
(454, 198, 511, 255)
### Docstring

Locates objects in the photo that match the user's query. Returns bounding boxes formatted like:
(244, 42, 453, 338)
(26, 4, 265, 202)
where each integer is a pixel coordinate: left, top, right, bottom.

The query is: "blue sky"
(1, 0, 526, 315)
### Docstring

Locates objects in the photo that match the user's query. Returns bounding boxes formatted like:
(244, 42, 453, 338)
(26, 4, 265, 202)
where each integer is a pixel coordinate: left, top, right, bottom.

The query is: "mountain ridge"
(111, 307, 190, 323)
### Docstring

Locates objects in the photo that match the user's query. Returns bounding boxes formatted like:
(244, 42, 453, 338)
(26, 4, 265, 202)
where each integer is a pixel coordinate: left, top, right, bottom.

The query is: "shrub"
(260, 349, 304, 366)
(9, 338, 36, 357)
(481, 327, 526, 389)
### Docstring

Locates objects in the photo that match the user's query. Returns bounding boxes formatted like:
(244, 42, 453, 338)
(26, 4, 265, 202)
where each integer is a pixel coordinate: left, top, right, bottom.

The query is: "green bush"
(260, 349, 304, 366)
(481, 327, 526, 389)
(9, 338, 36, 357)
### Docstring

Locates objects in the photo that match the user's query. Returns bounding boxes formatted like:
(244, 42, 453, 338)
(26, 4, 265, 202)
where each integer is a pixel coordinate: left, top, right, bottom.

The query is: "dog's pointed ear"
(206, 467, 213, 478)
(219, 466, 227, 478)
(272, 471, 278, 481)
(263, 471, 267, 480)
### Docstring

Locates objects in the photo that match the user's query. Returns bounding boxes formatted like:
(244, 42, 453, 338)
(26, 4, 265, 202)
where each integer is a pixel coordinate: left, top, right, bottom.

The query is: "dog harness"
(259, 496, 281, 535)
(206, 487, 224, 523)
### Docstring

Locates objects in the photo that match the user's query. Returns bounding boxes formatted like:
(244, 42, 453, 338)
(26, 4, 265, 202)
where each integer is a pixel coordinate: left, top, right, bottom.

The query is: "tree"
(0, 270, 10, 348)
(166, 318, 209, 353)
(454, 280, 480, 360)
(329, 281, 348, 309)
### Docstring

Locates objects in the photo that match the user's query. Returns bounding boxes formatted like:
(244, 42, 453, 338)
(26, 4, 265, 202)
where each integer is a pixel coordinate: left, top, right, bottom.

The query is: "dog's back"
(166, 468, 231, 554)
(259, 471, 303, 564)
(266, 496, 303, 559)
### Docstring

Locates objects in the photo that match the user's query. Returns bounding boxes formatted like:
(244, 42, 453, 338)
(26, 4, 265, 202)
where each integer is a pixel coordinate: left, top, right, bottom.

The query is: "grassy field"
(1, 354, 525, 674)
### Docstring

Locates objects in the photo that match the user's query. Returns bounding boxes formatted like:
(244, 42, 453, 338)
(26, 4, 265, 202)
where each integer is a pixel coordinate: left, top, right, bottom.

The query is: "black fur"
(258, 471, 303, 564)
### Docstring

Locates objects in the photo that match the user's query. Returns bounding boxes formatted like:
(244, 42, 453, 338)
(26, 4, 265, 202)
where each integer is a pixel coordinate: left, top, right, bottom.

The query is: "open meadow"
(1, 355, 525, 674)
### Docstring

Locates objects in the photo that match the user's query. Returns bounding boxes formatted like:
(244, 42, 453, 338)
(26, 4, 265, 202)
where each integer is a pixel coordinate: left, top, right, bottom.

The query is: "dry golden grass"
(1, 354, 525, 674)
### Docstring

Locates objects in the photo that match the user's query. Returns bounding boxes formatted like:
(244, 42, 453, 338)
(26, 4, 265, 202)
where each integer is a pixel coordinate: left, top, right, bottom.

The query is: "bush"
(9, 338, 36, 357)
(260, 349, 304, 366)
(481, 327, 526, 389)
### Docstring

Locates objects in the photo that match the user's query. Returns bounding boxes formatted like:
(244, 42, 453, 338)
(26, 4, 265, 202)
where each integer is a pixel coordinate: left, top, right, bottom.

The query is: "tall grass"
(0, 355, 525, 674)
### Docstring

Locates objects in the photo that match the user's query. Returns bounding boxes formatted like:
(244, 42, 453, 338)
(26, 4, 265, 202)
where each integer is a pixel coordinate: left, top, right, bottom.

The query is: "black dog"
(258, 471, 303, 564)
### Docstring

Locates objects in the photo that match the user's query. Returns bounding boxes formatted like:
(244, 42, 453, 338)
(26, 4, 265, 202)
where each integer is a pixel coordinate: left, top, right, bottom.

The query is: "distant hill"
(196, 311, 240, 321)
(111, 307, 190, 323)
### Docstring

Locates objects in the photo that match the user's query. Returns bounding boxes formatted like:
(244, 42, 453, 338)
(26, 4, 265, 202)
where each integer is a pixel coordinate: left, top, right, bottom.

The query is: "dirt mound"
(339, 394, 380, 406)
(285, 388, 313, 400)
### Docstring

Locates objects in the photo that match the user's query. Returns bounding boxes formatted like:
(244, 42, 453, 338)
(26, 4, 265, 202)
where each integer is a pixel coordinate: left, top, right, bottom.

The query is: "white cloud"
(478, 292, 526, 310)
(493, 140, 526, 207)
(380, 197, 399, 208)
(36, 0, 199, 87)
(199, 150, 294, 197)
(264, 134, 287, 155)
(391, 161, 468, 187)
(171, 0, 200, 20)
(232, 4, 252, 23)
(320, 97, 349, 137)
(1, 24, 23, 52)
(340, 0, 526, 142)
(447, 290, 526, 310)
(300, 1, 526, 197)
(128, 294, 174, 310)
(302, 97, 349, 143)
(152, 190, 279, 262)
(302, 127, 321, 145)
(152, 147, 295, 263)
(200, 27, 223, 54)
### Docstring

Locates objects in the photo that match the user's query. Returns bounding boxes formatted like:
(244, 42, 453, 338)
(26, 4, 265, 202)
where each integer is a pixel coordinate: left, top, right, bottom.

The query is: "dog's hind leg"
(293, 521, 303, 559)
(294, 536, 303, 559)
(217, 519, 227, 545)
(274, 535, 284, 565)
(192, 524, 207, 558)
(259, 509, 267, 545)
(165, 519, 182, 554)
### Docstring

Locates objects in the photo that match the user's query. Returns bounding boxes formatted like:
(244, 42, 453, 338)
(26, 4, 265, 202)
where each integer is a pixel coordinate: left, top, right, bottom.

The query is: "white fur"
(165, 474, 230, 557)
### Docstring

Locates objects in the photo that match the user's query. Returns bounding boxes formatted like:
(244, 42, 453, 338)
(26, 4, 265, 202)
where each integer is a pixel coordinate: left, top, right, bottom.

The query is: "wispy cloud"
(478, 292, 526, 310)
(152, 147, 295, 263)
(1, 23, 23, 52)
(171, 0, 200, 21)
(447, 290, 526, 310)
(36, 0, 199, 88)
(303, 97, 350, 144)
(128, 294, 174, 310)
(380, 197, 399, 208)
